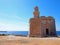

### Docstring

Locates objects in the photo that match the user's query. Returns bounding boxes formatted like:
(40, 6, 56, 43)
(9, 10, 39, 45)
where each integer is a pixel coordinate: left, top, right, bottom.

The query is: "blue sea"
(0, 31, 60, 36)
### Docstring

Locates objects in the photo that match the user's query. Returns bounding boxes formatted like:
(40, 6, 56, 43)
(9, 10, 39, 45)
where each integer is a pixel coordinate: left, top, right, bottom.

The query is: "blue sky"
(0, 0, 60, 31)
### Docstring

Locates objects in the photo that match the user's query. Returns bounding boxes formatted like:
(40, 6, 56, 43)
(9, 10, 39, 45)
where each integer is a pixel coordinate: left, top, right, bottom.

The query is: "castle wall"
(29, 17, 56, 37)
(29, 18, 42, 37)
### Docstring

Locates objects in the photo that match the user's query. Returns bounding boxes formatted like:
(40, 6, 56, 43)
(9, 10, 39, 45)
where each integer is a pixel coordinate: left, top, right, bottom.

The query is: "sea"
(0, 31, 60, 36)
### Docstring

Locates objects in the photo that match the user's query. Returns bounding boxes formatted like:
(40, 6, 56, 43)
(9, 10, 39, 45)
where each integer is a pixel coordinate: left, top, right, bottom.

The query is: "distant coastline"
(0, 31, 60, 36)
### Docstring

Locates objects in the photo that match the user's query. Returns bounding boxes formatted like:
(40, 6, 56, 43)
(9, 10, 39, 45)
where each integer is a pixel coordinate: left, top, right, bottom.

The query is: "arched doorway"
(46, 28, 49, 35)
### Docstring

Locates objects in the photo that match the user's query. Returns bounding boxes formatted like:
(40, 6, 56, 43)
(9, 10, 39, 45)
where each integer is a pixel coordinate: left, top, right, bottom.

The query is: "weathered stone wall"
(29, 18, 41, 37)
(29, 17, 56, 37)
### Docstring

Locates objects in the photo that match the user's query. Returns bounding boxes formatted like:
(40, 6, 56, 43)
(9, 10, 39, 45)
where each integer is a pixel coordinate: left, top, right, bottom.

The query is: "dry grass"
(0, 36, 60, 45)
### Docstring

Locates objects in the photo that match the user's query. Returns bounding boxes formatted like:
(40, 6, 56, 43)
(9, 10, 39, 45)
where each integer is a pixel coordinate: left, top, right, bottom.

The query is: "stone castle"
(29, 6, 56, 37)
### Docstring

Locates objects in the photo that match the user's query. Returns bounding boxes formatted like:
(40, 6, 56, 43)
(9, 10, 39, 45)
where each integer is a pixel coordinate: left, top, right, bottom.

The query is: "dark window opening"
(46, 29, 49, 35)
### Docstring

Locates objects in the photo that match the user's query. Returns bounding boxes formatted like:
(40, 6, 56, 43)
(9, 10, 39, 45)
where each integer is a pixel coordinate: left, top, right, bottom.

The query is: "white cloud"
(0, 12, 29, 31)
(0, 12, 26, 22)
(56, 26, 60, 31)
(0, 22, 29, 31)
(56, 27, 60, 31)
(56, 23, 60, 31)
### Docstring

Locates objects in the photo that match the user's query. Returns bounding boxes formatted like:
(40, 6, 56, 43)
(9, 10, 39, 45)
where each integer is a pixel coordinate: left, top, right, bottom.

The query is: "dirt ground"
(0, 36, 60, 45)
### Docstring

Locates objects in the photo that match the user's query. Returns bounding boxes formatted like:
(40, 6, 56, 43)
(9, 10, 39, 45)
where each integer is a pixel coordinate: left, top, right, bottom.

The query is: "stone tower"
(29, 6, 56, 37)
(33, 6, 40, 18)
